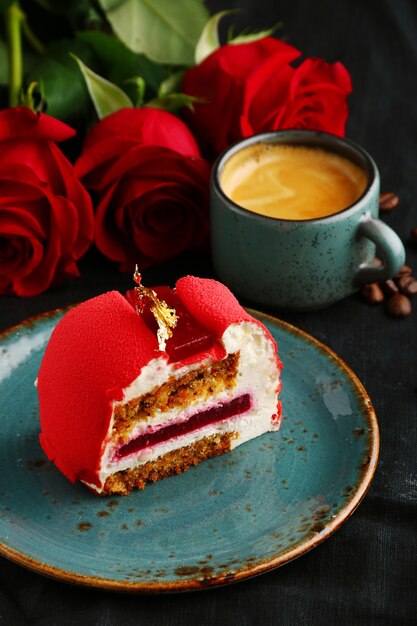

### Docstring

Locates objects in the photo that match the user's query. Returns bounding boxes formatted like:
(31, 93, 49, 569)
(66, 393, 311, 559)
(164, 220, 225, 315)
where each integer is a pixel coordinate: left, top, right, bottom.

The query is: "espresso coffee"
(220, 143, 368, 220)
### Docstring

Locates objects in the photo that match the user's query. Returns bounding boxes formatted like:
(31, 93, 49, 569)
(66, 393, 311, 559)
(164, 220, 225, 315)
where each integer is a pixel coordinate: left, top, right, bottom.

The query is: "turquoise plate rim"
(0, 306, 379, 593)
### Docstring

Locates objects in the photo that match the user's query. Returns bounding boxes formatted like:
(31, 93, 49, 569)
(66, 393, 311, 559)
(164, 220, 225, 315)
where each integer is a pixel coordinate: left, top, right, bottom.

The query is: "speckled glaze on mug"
(211, 130, 405, 310)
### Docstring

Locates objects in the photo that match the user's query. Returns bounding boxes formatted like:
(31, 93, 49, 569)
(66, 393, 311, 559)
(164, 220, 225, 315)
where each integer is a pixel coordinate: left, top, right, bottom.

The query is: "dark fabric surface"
(1, 0, 416, 624)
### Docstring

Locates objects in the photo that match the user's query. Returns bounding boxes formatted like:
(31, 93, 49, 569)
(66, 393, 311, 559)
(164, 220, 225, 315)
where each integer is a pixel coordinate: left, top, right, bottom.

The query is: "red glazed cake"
(37, 276, 282, 495)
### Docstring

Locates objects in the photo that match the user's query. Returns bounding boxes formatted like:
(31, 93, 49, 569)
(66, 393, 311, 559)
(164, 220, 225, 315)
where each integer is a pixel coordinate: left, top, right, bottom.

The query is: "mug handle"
(354, 215, 406, 285)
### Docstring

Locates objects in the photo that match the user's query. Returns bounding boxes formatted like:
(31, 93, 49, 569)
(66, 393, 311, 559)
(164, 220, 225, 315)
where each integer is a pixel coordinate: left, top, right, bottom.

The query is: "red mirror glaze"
(126, 286, 218, 362)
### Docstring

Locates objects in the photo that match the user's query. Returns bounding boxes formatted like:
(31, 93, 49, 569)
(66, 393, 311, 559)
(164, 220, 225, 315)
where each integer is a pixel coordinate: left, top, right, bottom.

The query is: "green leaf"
(194, 10, 236, 64)
(32, 58, 89, 122)
(76, 30, 139, 85)
(146, 92, 201, 113)
(98, 0, 209, 66)
(76, 30, 167, 101)
(33, 0, 92, 15)
(45, 37, 97, 70)
(32, 0, 103, 28)
(27, 39, 97, 123)
(71, 53, 133, 119)
(158, 69, 184, 96)
(135, 53, 169, 93)
(124, 76, 146, 106)
(228, 24, 281, 46)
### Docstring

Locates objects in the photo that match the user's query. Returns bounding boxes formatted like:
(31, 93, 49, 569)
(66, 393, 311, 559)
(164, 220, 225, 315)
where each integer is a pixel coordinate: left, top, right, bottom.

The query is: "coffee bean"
(394, 264, 412, 279)
(379, 192, 399, 211)
(361, 283, 385, 304)
(397, 274, 417, 296)
(381, 279, 399, 296)
(385, 293, 412, 317)
(410, 227, 417, 244)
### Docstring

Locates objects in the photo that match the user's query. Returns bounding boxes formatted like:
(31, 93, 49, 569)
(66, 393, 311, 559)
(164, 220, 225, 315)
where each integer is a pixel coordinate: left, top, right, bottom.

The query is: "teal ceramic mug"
(210, 130, 405, 310)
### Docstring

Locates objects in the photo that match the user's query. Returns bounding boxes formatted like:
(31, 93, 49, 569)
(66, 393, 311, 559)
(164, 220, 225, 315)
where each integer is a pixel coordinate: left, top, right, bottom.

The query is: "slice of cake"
(37, 276, 282, 495)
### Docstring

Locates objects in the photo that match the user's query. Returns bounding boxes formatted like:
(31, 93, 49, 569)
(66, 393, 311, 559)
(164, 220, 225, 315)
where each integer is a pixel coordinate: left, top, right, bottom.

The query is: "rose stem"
(6, 2, 24, 107)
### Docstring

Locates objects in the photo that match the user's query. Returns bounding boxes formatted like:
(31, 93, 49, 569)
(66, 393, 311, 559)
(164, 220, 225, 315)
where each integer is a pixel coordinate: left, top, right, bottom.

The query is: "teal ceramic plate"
(0, 308, 378, 592)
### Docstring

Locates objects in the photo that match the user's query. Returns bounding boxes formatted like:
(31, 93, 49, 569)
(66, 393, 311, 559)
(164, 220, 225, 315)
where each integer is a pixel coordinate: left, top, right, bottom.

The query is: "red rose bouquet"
(1, 2, 352, 295)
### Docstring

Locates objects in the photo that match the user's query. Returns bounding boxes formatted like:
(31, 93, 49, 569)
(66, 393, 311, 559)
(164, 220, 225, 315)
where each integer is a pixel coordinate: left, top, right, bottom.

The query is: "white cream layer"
(85, 321, 280, 493)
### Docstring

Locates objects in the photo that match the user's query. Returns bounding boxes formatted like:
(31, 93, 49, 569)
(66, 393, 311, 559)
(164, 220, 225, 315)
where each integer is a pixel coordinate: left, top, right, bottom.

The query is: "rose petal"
(183, 38, 301, 154)
(290, 58, 352, 96)
(132, 219, 189, 260)
(0, 177, 46, 203)
(143, 202, 184, 234)
(48, 143, 94, 257)
(77, 107, 202, 189)
(184, 37, 298, 91)
(53, 255, 80, 283)
(100, 146, 210, 193)
(13, 225, 61, 296)
(81, 107, 200, 157)
(48, 196, 79, 255)
(0, 178, 79, 259)
(0, 231, 44, 283)
(0, 144, 93, 262)
(0, 162, 52, 194)
(199, 70, 245, 154)
(95, 183, 133, 263)
(95, 178, 208, 267)
(241, 53, 295, 136)
(97, 145, 178, 189)
(131, 199, 193, 260)
(278, 59, 351, 136)
(0, 205, 48, 240)
(0, 107, 75, 143)
(129, 184, 205, 258)
(0, 140, 67, 190)
(0, 116, 93, 296)
(75, 137, 141, 187)
(0, 143, 93, 257)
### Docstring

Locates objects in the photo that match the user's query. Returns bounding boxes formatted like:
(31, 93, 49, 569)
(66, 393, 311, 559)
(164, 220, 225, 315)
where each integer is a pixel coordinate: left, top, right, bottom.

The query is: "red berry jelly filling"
(116, 393, 252, 459)
(126, 286, 219, 363)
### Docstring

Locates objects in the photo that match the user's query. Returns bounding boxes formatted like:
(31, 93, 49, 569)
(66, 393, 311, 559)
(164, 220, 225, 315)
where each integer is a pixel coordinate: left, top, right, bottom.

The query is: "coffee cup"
(210, 130, 405, 310)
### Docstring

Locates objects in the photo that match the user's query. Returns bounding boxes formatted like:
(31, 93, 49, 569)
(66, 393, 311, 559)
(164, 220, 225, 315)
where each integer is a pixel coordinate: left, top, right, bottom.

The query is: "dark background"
(1, 0, 416, 624)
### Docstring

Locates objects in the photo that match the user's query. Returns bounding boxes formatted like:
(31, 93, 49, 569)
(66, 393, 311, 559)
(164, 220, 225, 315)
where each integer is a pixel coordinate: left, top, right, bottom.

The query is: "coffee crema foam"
(220, 143, 368, 220)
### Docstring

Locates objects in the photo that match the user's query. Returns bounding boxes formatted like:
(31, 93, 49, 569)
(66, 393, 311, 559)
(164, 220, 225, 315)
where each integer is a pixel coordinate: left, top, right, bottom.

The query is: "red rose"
(241, 57, 352, 138)
(75, 108, 211, 272)
(183, 37, 351, 155)
(0, 107, 93, 297)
